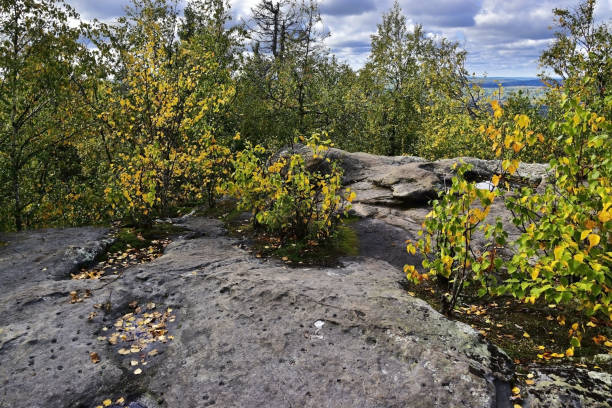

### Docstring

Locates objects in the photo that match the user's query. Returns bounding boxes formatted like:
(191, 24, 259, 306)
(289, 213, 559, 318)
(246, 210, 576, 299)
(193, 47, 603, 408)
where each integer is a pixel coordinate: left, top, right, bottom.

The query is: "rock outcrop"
(275, 145, 550, 238)
(1, 218, 514, 408)
(0, 148, 609, 408)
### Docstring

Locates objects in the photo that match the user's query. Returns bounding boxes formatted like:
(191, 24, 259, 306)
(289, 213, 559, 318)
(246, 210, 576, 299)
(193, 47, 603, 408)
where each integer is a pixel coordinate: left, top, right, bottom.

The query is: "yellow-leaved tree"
(101, 0, 234, 224)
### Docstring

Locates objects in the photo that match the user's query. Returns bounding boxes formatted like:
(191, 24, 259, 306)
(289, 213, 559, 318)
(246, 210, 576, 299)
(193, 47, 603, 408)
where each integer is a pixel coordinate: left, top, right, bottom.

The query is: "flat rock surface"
(0, 218, 513, 408)
(1, 149, 607, 408)
(0, 227, 111, 291)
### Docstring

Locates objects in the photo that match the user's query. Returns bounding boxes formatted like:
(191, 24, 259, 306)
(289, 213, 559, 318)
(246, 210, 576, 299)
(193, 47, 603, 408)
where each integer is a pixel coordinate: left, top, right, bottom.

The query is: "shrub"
(225, 134, 355, 243)
(499, 96, 611, 330)
(406, 163, 506, 315)
(407, 90, 611, 346)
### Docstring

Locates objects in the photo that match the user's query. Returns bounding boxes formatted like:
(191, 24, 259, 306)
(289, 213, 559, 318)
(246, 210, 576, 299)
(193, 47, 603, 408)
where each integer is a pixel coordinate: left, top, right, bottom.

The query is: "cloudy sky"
(69, 0, 612, 77)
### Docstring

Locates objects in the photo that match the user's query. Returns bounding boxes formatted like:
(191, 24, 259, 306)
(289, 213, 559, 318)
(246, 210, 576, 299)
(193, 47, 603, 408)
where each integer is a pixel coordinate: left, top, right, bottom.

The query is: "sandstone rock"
(0, 226, 111, 292)
(524, 367, 612, 407)
(277, 145, 549, 210)
(0, 147, 600, 408)
(0, 218, 514, 408)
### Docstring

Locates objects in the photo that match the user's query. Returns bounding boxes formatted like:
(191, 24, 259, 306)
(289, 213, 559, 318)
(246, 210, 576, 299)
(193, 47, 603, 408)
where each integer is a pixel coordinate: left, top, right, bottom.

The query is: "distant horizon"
(469, 76, 565, 89)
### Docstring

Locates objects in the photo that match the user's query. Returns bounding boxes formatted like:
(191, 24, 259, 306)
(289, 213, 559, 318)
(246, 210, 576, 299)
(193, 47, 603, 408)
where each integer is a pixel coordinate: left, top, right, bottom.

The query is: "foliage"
(499, 95, 611, 329)
(407, 89, 611, 342)
(234, 0, 330, 149)
(540, 0, 612, 102)
(416, 85, 491, 161)
(0, 0, 92, 230)
(225, 134, 354, 242)
(100, 0, 234, 224)
(406, 164, 505, 315)
(353, 1, 481, 156)
(416, 85, 562, 163)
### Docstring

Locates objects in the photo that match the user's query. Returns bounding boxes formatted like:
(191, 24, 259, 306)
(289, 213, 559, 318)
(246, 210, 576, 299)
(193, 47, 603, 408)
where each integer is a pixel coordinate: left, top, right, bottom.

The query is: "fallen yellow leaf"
(523, 332, 530, 338)
(90, 352, 101, 364)
(103, 400, 112, 407)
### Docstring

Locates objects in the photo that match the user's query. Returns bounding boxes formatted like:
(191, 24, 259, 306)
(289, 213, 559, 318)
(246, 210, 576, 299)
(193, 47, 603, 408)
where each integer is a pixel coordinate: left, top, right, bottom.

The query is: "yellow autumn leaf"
(566, 347, 574, 357)
(508, 160, 519, 175)
(90, 352, 101, 364)
(516, 114, 530, 129)
(491, 100, 502, 119)
(523, 332, 530, 338)
(588, 234, 600, 249)
(554, 246, 564, 260)
(512, 386, 520, 395)
(580, 229, 592, 241)
(407, 244, 416, 255)
(103, 400, 112, 407)
(512, 142, 524, 153)
(492, 175, 500, 186)
(599, 204, 611, 223)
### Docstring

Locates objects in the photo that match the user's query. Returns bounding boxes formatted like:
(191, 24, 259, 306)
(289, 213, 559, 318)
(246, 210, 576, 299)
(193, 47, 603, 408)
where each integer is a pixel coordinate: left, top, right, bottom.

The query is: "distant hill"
(471, 77, 551, 88)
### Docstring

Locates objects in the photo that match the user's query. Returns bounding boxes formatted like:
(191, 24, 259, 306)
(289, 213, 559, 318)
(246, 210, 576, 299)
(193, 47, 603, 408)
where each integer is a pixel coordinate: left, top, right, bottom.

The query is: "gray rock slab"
(0, 219, 513, 408)
(0, 226, 111, 291)
(524, 367, 612, 407)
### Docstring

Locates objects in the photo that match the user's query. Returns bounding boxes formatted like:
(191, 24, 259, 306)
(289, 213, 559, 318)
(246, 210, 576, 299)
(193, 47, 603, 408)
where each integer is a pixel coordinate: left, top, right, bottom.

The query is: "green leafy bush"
(406, 91, 611, 348)
(406, 164, 506, 315)
(499, 96, 611, 327)
(225, 134, 354, 242)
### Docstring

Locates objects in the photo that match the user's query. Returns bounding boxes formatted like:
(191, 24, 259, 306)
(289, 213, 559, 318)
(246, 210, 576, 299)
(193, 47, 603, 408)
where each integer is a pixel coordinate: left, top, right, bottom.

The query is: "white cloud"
(67, 0, 612, 76)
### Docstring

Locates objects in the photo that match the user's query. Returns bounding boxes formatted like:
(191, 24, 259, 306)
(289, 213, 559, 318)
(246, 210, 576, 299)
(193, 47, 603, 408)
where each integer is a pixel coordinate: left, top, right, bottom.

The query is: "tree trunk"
(271, 2, 279, 58)
(11, 166, 22, 231)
